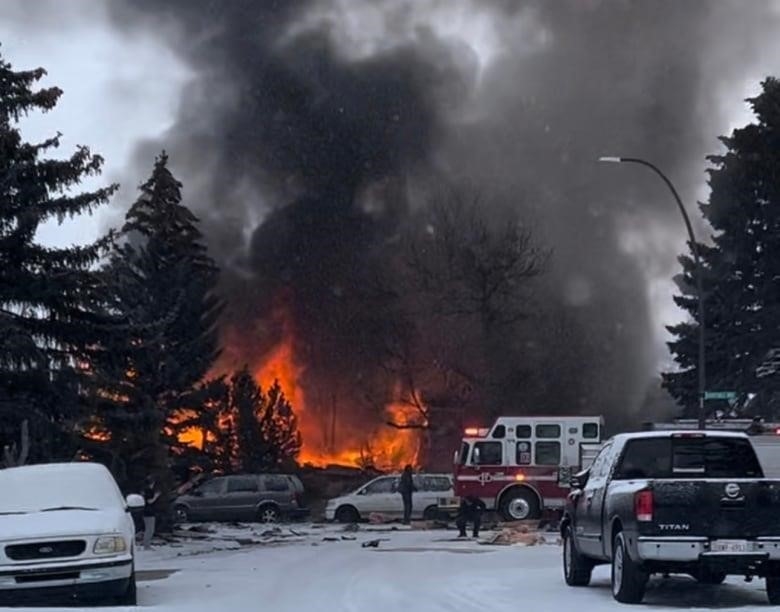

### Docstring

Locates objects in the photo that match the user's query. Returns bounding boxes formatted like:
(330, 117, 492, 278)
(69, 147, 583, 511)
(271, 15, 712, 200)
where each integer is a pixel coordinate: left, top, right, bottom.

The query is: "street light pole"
(599, 156, 706, 429)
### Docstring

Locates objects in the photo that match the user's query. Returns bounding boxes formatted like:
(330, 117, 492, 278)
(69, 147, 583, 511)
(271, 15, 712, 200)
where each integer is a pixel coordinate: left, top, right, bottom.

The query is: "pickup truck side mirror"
(570, 470, 589, 489)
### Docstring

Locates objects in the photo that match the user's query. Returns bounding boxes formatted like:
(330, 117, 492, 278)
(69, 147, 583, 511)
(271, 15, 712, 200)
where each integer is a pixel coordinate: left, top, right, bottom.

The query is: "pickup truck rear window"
(614, 436, 764, 479)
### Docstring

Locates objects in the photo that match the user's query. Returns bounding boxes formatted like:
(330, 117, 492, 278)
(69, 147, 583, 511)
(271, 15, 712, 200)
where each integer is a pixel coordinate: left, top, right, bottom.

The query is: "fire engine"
(439, 415, 604, 521)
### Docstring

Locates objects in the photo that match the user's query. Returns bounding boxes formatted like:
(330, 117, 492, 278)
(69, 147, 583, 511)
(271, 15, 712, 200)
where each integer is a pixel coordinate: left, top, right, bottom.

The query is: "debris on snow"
(368, 512, 390, 524)
(481, 523, 548, 546)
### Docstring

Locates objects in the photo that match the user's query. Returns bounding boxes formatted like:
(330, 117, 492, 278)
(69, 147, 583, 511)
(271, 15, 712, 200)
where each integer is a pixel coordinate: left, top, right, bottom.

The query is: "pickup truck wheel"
(695, 568, 726, 585)
(500, 488, 540, 521)
(563, 526, 593, 586)
(611, 532, 648, 604)
(766, 576, 780, 604)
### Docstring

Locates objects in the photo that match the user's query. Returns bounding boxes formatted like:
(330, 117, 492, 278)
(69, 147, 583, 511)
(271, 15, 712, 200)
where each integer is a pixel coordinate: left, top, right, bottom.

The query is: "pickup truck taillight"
(634, 489, 653, 522)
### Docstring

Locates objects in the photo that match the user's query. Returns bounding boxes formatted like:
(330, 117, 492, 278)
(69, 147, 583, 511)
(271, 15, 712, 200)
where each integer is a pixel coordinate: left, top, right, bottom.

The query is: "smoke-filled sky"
(2, 0, 780, 418)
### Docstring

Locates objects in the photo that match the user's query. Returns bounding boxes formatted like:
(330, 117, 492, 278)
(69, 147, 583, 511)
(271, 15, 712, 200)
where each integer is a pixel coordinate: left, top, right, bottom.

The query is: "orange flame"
(251, 320, 422, 470)
(178, 305, 423, 471)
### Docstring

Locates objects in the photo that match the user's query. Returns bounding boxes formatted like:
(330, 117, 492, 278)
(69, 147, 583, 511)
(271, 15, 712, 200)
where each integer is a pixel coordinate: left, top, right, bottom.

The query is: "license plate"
(710, 540, 751, 553)
(438, 497, 460, 508)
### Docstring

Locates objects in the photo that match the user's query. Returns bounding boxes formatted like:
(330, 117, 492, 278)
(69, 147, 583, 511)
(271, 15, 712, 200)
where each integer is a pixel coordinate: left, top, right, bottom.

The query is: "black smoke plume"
(108, 1, 780, 439)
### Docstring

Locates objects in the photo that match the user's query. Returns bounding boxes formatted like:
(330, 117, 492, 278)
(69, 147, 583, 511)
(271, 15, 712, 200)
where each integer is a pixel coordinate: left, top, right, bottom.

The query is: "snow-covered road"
(9, 526, 776, 610)
(135, 527, 772, 611)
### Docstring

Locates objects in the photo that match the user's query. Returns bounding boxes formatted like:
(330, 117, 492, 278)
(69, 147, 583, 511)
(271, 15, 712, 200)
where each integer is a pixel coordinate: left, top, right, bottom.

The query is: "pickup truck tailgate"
(650, 480, 780, 538)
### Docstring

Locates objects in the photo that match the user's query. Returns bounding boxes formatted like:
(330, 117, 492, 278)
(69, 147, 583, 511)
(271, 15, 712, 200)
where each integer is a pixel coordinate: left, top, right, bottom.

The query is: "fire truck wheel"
(562, 525, 593, 586)
(499, 488, 540, 521)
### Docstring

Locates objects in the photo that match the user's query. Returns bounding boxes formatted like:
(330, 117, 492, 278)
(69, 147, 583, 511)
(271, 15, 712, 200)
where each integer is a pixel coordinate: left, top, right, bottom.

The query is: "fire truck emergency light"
(464, 427, 479, 436)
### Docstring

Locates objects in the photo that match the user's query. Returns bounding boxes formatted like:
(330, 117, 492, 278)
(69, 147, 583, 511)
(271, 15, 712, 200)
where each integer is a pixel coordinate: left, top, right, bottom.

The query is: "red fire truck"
(439, 415, 604, 521)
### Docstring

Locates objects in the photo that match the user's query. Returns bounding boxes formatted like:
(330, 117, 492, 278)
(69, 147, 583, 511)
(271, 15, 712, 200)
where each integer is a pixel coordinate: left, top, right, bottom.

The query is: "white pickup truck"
(0, 462, 144, 606)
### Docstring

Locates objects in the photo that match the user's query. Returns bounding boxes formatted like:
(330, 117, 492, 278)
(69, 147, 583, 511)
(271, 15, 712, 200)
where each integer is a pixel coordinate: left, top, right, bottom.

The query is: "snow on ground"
(7, 523, 775, 611)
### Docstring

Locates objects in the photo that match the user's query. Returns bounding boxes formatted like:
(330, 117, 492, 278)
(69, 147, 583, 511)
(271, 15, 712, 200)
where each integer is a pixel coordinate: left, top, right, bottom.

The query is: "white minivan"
(325, 473, 453, 523)
(0, 462, 144, 606)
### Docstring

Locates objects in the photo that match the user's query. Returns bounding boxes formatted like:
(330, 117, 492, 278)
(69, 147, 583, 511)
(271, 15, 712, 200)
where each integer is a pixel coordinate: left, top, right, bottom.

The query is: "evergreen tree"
(87, 153, 222, 492)
(194, 368, 301, 473)
(178, 376, 236, 475)
(231, 369, 301, 471)
(0, 52, 117, 460)
(664, 77, 780, 417)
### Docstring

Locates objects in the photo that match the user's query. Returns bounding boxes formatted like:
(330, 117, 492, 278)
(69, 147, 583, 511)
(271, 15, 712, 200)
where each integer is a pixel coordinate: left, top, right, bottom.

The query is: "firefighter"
(456, 495, 487, 538)
(398, 465, 417, 524)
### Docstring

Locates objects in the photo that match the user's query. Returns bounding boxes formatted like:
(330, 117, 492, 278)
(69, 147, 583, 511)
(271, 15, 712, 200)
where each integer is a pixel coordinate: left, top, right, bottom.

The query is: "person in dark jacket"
(456, 495, 487, 538)
(142, 475, 161, 550)
(398, 465, 417, 524)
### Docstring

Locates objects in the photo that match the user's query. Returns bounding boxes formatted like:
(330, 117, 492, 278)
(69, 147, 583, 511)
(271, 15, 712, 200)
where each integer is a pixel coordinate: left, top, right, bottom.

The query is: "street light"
(598, 156, 706, 430)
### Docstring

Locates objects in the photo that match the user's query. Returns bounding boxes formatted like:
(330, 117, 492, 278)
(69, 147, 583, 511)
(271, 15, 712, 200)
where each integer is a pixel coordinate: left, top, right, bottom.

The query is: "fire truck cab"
(441, 415, 604, 521)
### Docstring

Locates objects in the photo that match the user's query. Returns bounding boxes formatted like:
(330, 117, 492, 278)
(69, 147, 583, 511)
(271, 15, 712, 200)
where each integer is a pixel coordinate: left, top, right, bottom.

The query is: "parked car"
(173, 473, 308, 523)
(325, 473, 453, 523)
(0, 462, 144, 606)
(561, 430, 780, 604)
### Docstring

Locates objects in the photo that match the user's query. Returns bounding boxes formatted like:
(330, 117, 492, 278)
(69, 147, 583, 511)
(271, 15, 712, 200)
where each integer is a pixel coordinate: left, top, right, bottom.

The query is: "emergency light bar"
(463, 427, 490, 437)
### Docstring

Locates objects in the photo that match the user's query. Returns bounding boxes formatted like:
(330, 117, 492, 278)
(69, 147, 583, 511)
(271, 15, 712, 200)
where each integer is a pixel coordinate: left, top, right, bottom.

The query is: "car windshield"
(0, 464, 124, 514)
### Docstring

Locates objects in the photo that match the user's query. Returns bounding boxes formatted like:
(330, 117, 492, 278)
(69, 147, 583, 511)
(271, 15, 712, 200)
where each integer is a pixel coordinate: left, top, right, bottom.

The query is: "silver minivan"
(325, 473, 453, 523)
(173, 474, 308, 523)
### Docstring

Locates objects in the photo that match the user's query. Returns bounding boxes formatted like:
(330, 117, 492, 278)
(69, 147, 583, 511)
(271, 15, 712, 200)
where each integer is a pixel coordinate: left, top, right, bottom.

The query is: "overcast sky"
(0, 0, 190, 247)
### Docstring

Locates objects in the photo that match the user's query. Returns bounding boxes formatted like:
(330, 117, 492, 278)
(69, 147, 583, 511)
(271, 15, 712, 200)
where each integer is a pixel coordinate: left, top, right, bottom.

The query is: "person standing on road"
(142, 475, 161, 550)
(457, 495, 487, 538)
(398, 465, 417, 524)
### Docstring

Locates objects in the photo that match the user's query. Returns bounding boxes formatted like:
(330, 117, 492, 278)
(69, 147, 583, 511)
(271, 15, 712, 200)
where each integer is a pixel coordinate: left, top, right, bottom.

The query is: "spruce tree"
(0, 52, 117, 460)
(88, 152, 222, 492)
(192, 368, 301, 473)
(231, 368, 302, 472)
(664, 77, 780, 417)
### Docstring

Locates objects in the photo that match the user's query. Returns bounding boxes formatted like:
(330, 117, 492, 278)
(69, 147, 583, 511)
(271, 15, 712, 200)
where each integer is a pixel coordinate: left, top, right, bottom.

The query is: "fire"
(177, 304, 423, 471)
(250, 317, 422, 471)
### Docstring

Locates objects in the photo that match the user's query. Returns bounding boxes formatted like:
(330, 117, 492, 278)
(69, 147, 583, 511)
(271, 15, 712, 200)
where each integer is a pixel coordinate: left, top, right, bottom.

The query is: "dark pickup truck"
(561, 431, 780, 604)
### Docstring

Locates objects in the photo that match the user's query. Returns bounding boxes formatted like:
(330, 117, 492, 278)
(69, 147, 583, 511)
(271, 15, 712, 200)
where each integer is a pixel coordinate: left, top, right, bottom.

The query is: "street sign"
(704, 391, 738, 400)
